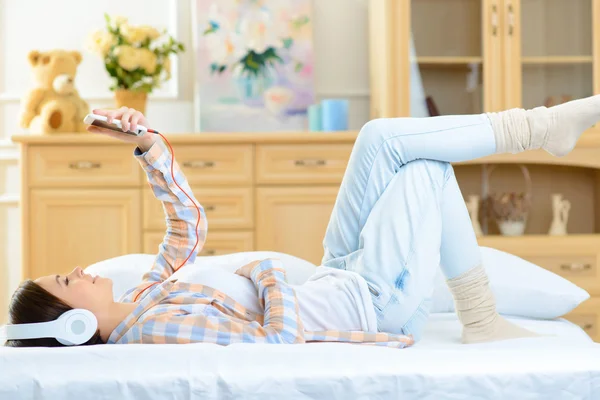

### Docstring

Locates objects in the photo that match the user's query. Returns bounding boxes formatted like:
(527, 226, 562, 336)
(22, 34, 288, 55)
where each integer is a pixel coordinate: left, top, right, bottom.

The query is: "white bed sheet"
(1, 314, 599, 400)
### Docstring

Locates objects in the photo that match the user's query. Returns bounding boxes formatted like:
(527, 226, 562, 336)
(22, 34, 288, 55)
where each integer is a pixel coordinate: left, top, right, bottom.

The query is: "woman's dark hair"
(4, 280, 104, 347)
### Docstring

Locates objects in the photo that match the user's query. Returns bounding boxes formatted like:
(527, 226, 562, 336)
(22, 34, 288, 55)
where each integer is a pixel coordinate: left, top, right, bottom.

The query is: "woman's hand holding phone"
(87, 107, 156, 152)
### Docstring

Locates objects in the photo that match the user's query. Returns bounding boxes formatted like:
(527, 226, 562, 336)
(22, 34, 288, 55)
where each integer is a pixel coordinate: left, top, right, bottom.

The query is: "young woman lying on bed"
(6, 97, 599, 348)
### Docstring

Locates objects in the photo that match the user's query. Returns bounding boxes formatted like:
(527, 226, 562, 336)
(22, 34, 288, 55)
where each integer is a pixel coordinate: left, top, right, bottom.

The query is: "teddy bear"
(20, 50, 89, 134)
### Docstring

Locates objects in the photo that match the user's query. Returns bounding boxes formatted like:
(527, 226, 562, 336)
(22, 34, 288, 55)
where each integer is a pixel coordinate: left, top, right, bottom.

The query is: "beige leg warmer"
(447, 266, 540, 344)
(487, 94, 600, 157)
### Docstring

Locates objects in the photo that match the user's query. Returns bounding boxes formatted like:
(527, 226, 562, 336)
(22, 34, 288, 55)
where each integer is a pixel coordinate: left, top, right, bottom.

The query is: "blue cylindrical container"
(321, 99, 349, 131)
(308, 104, 322, 131)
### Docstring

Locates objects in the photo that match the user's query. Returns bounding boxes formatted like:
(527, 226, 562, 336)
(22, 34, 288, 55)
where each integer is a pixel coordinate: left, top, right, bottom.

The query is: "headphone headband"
(3, 309, 98, 346)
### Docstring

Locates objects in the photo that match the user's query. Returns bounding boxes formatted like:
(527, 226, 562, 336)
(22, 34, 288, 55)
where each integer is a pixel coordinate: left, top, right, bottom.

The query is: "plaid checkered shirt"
(107, 138, 414, 349)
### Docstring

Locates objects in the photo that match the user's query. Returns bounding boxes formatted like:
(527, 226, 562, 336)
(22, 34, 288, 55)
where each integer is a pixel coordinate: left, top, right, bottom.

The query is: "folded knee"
(356, 118, 391, 150)
(429, 160, 454, 186)
(403, 159, 454, 188)
(360, 118, 388, 134)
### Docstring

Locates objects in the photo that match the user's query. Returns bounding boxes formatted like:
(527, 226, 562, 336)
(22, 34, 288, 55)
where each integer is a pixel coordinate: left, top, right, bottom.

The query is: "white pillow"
(87, 247, 589, 320)
(85, 252, 318, 301)
(431, 247, 590, 319)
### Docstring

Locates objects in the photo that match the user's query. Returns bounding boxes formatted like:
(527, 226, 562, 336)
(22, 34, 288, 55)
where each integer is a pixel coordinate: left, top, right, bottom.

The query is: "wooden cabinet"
(29, 189, 141, 278)
(370, 0, 600, 117)
(20, 143, 143, 279)
(15, 133, 358, 280)
(256, 187, 339, 266)
(507, 0, 598, 109)
(410, 0, 494, 115)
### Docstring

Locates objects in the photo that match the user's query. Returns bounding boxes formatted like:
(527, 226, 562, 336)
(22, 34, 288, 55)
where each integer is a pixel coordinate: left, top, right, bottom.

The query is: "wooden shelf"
(455, 147, 600, 169)
(522, 56, 593, 65)
(479, 234, 600, 240)
(478, 234, 600, 250)
(416, 56, 483, 66)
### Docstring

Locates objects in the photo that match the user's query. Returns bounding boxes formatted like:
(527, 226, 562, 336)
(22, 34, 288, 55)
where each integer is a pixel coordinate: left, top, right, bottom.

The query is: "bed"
(2, 314, 599, 400)
(2, 251, 598, 399)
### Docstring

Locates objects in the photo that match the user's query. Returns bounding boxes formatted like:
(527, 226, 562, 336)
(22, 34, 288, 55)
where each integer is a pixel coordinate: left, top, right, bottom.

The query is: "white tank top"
(171, 266, 378, 333)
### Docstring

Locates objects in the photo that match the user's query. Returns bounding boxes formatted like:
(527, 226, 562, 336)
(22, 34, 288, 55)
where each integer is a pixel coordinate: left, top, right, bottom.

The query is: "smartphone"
(83, 114, 148, 137)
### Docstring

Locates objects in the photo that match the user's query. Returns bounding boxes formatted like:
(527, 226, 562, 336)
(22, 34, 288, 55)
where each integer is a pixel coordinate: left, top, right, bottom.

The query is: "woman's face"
(35, 267, 114, 313)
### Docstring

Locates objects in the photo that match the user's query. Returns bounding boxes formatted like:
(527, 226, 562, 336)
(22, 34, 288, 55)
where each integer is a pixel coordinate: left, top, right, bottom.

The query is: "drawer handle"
(295, 159, 327, 167)
(183, 161, 215, 169)
(204, 205, 216, 212)
(202, 249, 216, 256)
(560, 263, 592, 272)
(69, 161, 101, 170)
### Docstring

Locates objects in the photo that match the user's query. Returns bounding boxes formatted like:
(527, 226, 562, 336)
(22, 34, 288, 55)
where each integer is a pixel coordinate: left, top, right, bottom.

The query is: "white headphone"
(3, 309, 98, 346)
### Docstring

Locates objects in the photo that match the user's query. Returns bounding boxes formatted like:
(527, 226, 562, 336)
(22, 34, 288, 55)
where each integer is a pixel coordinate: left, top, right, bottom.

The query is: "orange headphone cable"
(133, 129, 202, 303)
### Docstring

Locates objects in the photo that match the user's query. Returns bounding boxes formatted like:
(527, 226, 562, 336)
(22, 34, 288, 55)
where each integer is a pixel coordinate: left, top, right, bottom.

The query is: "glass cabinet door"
(411, 0, 487, 116)
(517, 0, 594, 109)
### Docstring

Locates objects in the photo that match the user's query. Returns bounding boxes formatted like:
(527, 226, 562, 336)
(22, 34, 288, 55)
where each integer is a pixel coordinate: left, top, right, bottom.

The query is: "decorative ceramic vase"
(498, 220, 527, 236)
(548, 193, 571, 236)
(466, 195, 483, 237)
(114, 89, 147, 114)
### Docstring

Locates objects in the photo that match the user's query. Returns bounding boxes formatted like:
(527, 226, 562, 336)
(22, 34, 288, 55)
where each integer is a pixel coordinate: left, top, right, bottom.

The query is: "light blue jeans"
(321, 114, 497, 341)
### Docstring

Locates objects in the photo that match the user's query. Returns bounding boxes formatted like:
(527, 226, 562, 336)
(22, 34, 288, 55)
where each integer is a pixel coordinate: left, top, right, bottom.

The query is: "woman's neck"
(98, 302, 138, 343)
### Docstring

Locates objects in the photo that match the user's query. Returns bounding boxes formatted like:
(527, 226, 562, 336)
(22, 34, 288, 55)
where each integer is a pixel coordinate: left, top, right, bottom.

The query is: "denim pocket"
(367, 282, 380, 297)
(366, 282, 384, 312)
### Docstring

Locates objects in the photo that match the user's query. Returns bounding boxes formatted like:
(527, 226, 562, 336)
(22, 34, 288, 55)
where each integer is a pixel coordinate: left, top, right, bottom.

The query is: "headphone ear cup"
(56, 337, 75, 346)
(55, 309, 98, 346)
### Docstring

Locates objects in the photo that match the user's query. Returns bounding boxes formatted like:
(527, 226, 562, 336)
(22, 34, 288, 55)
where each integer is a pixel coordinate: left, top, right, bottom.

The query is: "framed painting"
(192, 0, 315, 132)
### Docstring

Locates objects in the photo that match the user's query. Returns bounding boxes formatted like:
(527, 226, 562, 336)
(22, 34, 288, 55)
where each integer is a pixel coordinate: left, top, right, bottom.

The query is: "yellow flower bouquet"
(87, 14, 184, 111)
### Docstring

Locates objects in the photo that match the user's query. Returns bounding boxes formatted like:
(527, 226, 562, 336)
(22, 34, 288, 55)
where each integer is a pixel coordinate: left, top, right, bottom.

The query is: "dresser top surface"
(11, 131, 360, 145)
(12, 130, 600, 169)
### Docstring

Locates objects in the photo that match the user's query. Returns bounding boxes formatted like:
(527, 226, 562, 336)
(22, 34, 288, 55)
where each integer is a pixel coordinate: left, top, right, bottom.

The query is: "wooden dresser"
(12, 132, 355, 274)
(12, 132, 600, 341)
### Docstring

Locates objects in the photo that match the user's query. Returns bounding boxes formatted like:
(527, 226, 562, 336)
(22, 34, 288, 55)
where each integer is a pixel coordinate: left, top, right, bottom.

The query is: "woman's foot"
(446, 266, 539, 344)
(532, 95, 600, 156)
(461, 313, 540, 344)
(487, 94, 600, 157)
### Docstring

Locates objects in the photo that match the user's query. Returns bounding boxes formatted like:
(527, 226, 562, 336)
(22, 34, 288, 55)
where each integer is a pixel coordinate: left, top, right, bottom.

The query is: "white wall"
(0, 0, 370, 322)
